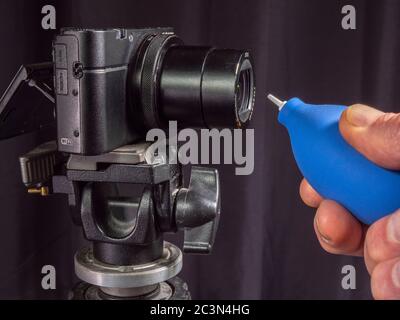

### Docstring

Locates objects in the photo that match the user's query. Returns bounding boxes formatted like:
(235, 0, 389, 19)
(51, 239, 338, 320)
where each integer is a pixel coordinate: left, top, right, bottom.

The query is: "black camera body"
(0, 28, 255, 155)
(53, 27, 255, 155)
(54, 28, 169, 155)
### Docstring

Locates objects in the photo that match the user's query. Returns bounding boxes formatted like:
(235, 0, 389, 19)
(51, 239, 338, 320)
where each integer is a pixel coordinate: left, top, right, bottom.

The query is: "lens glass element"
(235, 59, 254, 124)
(237, 69, 250, 119)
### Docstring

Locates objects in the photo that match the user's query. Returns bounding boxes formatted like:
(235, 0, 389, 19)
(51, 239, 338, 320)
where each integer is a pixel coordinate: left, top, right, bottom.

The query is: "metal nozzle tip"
(267, 94, 286, 111)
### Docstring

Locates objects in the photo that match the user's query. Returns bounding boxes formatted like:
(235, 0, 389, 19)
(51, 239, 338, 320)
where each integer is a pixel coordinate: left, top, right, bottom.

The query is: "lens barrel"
(131, 34, 255, 130)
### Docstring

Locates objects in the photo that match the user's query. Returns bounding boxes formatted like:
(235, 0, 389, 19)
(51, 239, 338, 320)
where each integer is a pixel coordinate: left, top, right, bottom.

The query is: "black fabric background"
(0, 0, 399, 299)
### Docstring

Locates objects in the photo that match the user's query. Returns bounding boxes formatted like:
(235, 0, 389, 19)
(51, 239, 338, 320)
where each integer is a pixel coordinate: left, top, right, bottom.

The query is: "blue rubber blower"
(268, 94, 400, 225)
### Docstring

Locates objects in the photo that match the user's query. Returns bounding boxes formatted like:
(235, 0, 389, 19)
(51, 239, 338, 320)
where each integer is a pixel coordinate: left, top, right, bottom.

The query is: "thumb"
(339, 104, 400, 170)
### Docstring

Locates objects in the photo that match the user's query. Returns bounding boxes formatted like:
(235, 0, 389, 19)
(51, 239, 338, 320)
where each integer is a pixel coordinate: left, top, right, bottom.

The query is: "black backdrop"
(1, 0, 399, 299)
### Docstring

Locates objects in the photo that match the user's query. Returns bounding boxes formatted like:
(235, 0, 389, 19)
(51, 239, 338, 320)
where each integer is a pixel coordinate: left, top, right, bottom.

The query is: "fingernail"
(387, 210, 400, 244)
(391, 260, 400, 289)
(345, 105, 383, 127)
(315, 217, 333, 244)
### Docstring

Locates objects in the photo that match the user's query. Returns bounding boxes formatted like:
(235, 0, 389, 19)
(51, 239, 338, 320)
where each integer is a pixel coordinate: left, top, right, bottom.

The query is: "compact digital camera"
(53, 28, 255, 155)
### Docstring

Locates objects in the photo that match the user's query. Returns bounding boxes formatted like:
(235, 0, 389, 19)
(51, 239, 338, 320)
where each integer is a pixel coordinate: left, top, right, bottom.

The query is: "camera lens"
(131, 34, 255, 130)
(161, 47, 255, 129)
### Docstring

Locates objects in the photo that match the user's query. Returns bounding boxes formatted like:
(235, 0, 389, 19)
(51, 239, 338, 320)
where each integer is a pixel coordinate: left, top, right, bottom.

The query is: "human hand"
(300, 104, 400, 300)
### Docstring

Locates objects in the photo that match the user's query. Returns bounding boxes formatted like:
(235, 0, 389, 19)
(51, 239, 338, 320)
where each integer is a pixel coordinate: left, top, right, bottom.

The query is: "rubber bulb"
(279, 98, 400, 225)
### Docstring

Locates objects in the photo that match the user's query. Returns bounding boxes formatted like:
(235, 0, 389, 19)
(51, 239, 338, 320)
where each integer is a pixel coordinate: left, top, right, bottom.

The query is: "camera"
(53, 28, 255, 155)
(0, 26, 256, 300)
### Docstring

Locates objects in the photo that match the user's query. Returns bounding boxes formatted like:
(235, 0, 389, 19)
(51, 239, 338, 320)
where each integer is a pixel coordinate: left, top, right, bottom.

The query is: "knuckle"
(374, 113, 400, 159)
(365, 225, 381, 262)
